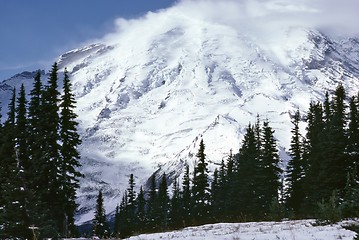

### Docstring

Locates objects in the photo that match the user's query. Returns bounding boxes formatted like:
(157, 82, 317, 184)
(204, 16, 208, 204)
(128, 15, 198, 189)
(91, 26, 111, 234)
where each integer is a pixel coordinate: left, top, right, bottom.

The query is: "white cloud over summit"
(99, 0, 358, 49)
(175, 0, 359, 36)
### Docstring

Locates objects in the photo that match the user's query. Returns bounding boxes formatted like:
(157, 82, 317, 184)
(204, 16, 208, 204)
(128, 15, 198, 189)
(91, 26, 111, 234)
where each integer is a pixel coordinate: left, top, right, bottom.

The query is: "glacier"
(1, 0, 359, 224)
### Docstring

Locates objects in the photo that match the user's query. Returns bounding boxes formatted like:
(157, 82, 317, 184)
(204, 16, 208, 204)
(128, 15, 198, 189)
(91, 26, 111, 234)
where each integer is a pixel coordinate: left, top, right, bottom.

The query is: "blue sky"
(0, 0, 177, 80)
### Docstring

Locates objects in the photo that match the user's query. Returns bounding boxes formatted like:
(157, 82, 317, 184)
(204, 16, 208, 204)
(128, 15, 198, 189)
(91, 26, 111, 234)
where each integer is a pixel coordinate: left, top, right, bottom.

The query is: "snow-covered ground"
(123, 220, 357, 240)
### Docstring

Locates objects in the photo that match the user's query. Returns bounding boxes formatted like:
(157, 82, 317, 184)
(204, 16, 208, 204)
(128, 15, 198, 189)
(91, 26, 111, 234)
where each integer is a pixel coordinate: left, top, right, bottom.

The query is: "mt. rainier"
(1, 0, 359, 223)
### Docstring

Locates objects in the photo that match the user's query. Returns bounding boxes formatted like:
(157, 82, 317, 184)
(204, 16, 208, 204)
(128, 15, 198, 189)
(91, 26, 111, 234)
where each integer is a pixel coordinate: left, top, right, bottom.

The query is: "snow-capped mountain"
(1, 0, 359, 223)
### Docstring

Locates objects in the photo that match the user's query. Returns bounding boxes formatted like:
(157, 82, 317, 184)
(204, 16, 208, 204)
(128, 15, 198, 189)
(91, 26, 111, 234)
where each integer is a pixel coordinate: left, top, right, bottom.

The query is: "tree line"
(0, 63, 82, 239)
(92, 84, 359, 239)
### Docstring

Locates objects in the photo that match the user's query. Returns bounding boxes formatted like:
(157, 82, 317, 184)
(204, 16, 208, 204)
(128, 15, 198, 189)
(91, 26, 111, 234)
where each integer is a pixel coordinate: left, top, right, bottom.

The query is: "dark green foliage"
(146, 174, 158, 231)
(234, 123, 261, 218)
(0, 65, 82, 238)
(92, 190, 109, 238)
(169, 178, 181, 229)
(113, 205, 120, 238)
(181, 164, 192, 227)
(59, 68, 82, 236)
(260, 121, 282, 214)
(157, 173, 169, 230)
(192, 139, 210, 224)
(286, 110, 305, 215)
(0, 90, 28, 238)
(136, 186, 147, 232)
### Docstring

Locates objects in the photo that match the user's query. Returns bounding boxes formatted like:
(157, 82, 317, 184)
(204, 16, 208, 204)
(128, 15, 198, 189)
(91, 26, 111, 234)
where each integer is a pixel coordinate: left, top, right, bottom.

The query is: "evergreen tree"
(157, 173, 169, 230)
(126, 174, 136, 235)
(27, 70, 44, 191)
(59, 68, 82, 236)
(15, 84, 29, 177)
(302, 101, 325, 213)
(181, 164, 192, 227)
(192, 139, 210, 224)
(146, 174, 157, 231)
(169, 178, 181, 229)
(38, 63, 63, 234)
(286, 110, 305, 214)
(118, 191, 128, 238)
(260, 120, 282, 215)
(0, 89, 29, 238)
(326, 85, 348, 195)
(234, 124, 261, 218)
(348, 95, 359, 184)
(210, 168, 220, 220)
(113, 205, 120, 238)
(92, 190, 109, 238)
(135, 186, 146, 233)
(223, 151, 234, 218)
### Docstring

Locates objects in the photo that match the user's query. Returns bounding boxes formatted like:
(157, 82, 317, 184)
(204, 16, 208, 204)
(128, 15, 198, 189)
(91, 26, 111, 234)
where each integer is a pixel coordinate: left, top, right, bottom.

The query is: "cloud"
(172, 0, 359, 36)
(98, 0, 358, 51)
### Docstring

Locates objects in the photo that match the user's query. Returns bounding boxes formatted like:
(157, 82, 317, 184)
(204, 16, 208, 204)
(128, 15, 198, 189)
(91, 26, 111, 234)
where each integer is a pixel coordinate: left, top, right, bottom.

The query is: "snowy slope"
(1, 0, 359, 223)
(123, 220, 357, 240)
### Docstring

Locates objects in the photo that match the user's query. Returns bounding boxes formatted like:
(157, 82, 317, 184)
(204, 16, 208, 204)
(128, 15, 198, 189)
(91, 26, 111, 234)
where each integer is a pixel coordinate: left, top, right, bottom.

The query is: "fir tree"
(126, 174, 136, 235)
(0, 89, 28, 238)
(181, 164, 192, 227)
(192, 139, 210, 224)
(286, 110, 305, 214)
(169, 178, 181, 229)
(113, 205, 120, 238)
(234, 124, 261, 218)
(92, 190, 109, 238)
(302, 101, 325, 213)
(348, 96, 359, 183)
(146, 174, 157, 231)
(260, 120, 282, 214)
(118, 191, 128, 238)
(157, 173, 169, 230)
(27, 70, 44, 191)
(135, 186, 146, 233)
(59, 68, 82, 236)
(39, 63, 63, 234)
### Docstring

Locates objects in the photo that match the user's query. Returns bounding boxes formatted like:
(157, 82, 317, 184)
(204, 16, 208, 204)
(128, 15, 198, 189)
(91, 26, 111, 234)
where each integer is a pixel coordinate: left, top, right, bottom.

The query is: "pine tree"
(234, 124, 261, 218)
(286, 110, 305, 214)
(157, 173, 169, 230)
(118, 191, 128, 238)
(181, 164, 192, 227)
(169, 178, 181, 229)
(92, 190, 109, 238)
(0, 89, 28, 238)
(38, 63, 63, 234)
(348, 95, 359, 185)
(59, 68, 82, 236)
(15, 84, 29, 178)
(302, 101, 325, 213)
(326, 85, 348, 195)
(113, 205, 120, 238)
(146, 174, 157, 231)
(27, 70, 44, 191)
(126, 174, 136, 235)
(135, 186, 146, 233)
(192, 139, 210, 224)
(260, 120, 282, 215)
(210, 168, 220, 220)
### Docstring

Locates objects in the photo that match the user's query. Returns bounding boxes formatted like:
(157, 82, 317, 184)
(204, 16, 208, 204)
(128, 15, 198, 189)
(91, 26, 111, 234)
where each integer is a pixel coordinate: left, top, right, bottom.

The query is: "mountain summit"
(1, 0, 359, 223)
